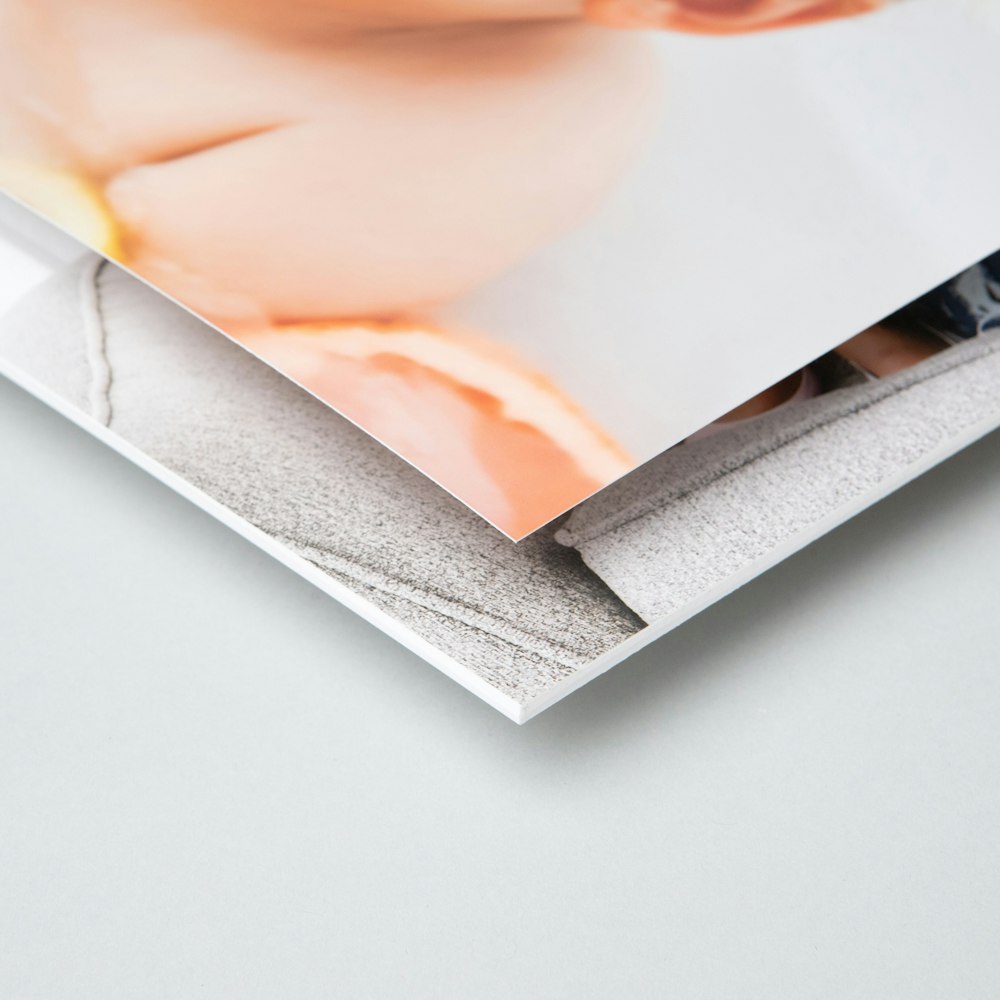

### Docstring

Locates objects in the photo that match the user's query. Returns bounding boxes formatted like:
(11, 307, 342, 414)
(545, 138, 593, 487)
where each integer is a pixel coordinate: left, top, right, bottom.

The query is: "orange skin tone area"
(0, 0, 887, 325)
(0, 0, 887, 535)
(275, 348, 614, 538)
(0, 1, 660, 321)
(835, 323, 945, 378)
(713, 370, 805, 423)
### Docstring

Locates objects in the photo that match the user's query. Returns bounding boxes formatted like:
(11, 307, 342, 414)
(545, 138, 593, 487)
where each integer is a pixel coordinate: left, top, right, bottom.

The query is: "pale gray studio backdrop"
(2, 371, 1000, 999)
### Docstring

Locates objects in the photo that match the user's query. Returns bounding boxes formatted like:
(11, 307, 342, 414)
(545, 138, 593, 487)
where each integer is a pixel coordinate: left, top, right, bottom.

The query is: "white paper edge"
(518, 406, 1000, 722)
(0, 356, 528, 724)
(6, 347, 999, 725)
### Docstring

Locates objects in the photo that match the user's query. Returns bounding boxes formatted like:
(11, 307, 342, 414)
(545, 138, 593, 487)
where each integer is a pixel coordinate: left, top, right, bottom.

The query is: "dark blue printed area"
(897, 249, 1000, 341)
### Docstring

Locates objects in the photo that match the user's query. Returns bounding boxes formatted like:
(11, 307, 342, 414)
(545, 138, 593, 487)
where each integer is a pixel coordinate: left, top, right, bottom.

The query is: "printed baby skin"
(0, 0, 892, 536)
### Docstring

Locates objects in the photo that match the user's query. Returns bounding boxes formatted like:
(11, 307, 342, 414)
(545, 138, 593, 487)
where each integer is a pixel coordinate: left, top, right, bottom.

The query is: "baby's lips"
(583, 0, 887, 33)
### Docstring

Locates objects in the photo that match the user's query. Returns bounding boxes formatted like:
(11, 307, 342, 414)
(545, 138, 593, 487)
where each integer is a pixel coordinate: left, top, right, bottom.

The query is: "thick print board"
(4, 199, 1000, 721)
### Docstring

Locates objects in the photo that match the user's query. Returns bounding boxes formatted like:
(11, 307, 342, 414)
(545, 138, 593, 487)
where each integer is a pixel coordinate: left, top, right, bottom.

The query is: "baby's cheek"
(106, 121, 563, 322)
(104, 27, 657, 324)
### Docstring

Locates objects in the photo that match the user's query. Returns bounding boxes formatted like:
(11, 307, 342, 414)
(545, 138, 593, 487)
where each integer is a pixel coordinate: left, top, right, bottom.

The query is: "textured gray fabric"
(556, 330, 1000, 623)
(0, 256, 643, 708)
(8, 254, 1000, 712)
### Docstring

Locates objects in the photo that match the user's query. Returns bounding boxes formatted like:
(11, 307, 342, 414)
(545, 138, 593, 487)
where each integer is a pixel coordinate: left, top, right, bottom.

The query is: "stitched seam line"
(293, 540, 625, 666)
(305, 555, 578, 688)
(80, 257, 113, 426)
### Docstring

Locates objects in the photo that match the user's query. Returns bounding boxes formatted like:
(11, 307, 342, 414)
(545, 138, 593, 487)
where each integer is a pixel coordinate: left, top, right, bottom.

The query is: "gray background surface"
(2, 373, 999, 999)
